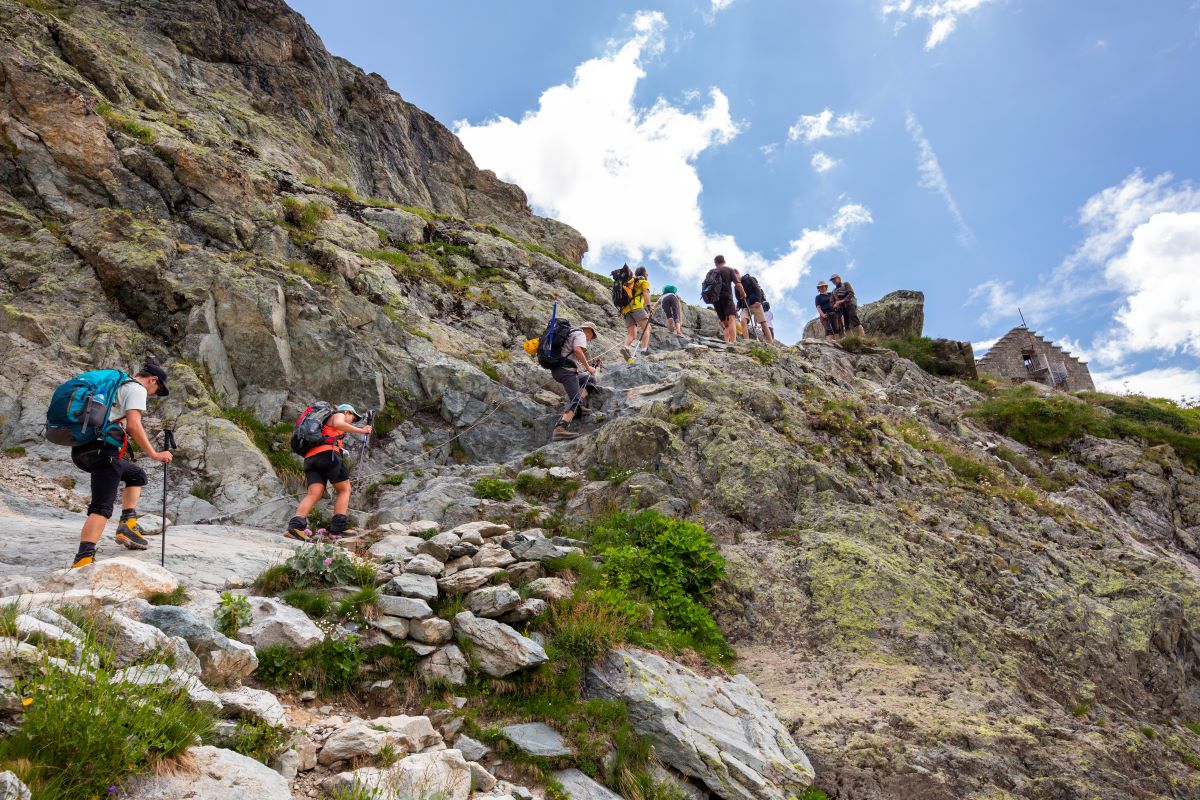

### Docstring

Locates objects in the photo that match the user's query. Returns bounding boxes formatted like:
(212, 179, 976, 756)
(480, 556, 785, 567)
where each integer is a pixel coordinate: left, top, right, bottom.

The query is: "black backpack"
(700, 268, 723, 305)
(537, 319, 578, 371)
(610, 265, 633, 310)
(741, 274, 763, 305)
(290, 401, 335, 455)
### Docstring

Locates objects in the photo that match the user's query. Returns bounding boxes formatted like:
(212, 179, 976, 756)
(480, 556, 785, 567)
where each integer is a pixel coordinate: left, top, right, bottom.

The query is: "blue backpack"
(44, 369, 136, 448)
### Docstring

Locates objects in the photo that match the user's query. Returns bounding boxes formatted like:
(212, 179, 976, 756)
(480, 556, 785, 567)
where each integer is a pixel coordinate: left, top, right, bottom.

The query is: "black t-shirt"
(714, 265, 739, 303)
(815, 292, 835, 314)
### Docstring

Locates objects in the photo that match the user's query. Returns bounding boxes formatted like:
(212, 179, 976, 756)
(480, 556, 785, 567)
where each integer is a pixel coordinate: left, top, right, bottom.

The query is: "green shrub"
(280, 196, 332, 232)
(548, 596, 632, 664)
(515, 473, 579, 501)
(284, 543, 360, 587)
(523, 452, 549, 468)
(285, 259, 331, 286)
(255, 637, 366, 695)
(747, 344, 776, 365)
(226, 719, 293, 764)
(943, 452, 1000, 485)
(147, 585, 189, 606)
(838, 334, 879, 353)
(95, 100, 155, 144)
(337, 585, 381, 622)
(474, 476, 516, 501)
(215, 592, 252, 638)
(0, 631, 212, 799)
(972, 385, 1109, 449)
(254, 564, 293, 594)
(282, 588, 332, 619)
(2, 446, 25, 457)
(878, 336, 937, 373)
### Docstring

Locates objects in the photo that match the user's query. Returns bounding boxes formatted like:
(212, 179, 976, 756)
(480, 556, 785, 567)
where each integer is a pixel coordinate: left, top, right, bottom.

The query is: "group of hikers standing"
(814, 274, 866, 340)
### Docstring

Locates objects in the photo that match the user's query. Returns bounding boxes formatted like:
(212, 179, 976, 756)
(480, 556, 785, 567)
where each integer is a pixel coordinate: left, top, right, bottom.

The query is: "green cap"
(662, 285, 677, 294)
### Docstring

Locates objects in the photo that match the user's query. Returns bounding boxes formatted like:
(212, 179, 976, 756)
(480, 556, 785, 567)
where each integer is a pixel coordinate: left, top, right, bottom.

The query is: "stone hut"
(976, 327, 1095, 392)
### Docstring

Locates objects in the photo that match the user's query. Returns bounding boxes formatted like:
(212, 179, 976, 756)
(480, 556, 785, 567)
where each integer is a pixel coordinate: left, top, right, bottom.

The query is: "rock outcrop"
(803, 289, 925, 339)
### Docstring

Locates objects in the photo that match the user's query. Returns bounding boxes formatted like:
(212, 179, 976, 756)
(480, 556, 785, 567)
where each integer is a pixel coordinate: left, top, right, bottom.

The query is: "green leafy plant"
(2, 446, 26, 457)
(474, 476, 516, 501)
(523, 452, 550, 468)
(337, 585, 381, 623)
(226, 719, 293, 764)
(254, 564, 293, 594)
(284, 543, 360, 587)
(280, 196, 332, 233)
(255, 637, 366, 695)
(515, 473, 580, 502)
(214, 592, 252, 638)
(747, 344, 776, 365)
(282, 588, 332, 619)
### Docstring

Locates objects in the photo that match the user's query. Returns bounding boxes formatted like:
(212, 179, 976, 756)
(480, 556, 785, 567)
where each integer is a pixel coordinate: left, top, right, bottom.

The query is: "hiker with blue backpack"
(44, 362, 172, 568)
(285, 402, 373, 541)
(530, 308, 602, 441)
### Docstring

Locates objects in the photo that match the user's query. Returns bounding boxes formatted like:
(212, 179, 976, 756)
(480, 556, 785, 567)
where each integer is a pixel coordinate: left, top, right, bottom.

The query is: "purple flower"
(108, 787, 118, 795)
(323, 557, 333, 566)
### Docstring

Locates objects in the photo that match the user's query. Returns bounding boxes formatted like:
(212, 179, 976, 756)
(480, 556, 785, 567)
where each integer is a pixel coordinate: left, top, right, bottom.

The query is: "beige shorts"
(743, 302, 767, 325)
(623, 307, 648, 325)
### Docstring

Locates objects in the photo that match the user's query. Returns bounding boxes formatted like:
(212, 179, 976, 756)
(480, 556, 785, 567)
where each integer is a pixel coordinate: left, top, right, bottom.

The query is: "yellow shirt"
(623, 278, 650, 313)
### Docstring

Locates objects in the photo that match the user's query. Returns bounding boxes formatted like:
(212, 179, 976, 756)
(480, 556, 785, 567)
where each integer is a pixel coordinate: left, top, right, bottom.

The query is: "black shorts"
(715, 295, 737, 322)
(841, 303, 861, 330)
(661, 294, 681, 323)
(552, 367, 597, 414)
(821, 314, 843, 335)
(71, 443, 147, 519)
(304, 450, 350, 487)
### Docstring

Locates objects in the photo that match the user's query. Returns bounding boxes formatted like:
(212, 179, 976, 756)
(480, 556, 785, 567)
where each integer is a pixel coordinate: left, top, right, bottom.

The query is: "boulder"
(471, 762, 499, 792)
(94, 608, 174, 666)
(472, 546, 516, 569)
(438, 567, 502, 596)
(585, 648, 814, 800)
(465, 585, 521, 618)
(369, 535, 425, 560)
(112, 663, 223, 714)
(319, 715, 441, 765)
(324, 749, 471, 800)
(218, 686, 288, 728)
(386, 573, 439, 602)
(418, 533, 462, 562)
(526, 577, 573, 603)
(375, 595, 433, 619)
(408, 617, 453, 645)
(237, 597, 324, 651)
(505, 561, 545, 586)
(802, 289, 924, 339)
(419, 644, 469, 686)
(500, 598, 548, 625)
(361, 207, 427, 244)
(500, 722, 572, 757)
(404, 553, 445, 576)
(508, 538, 582, 563)
(930, 338, 978, 379)
(138, 605, 258, 685)
(442, 555, 473, 575)
(454, 733, 489, 762)
(41, 557, 178, 600)
(553, 768, 621, 800)
(371, 616, 410, 639)
(452, 612, 547, 677)
(0, 576, 39, 598)
(122, 746, 291, 800)
(13, 614, 83, 650)
(447, 521, 510, 539)
(0, 771, 30, 800)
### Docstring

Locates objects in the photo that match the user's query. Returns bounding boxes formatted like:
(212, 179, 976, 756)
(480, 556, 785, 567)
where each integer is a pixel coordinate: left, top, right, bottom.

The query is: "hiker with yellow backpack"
(612, 264, 653, 363)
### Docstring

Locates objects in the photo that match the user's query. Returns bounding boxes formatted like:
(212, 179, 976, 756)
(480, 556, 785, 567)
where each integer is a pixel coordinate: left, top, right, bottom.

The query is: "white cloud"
(1092, 366, 1200, 405)
(906, 112, 972, 244)
(787, 109, 873, 143)
(455, 11, 871, 311)
(710, 0, 736, 12)
(811, 152, 839, 173)
(971, 336, 999, 355)
(883, 0, 993, 50)
(760, 142, 779, 161)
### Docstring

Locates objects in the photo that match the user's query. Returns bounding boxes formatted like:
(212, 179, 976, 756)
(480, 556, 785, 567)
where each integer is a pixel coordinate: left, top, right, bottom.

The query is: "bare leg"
(80, 514, 107, 545)
(121, 485, 141, 511)
(623, 322, 636, 348)
(294, 484, 326, 517)
(638, 319, 652, 350)
(332, 480, 351, 516)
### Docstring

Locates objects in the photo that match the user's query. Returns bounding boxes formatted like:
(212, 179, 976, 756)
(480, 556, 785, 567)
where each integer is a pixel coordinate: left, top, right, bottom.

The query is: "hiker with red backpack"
(44, 361, 172, 568)
(285, 403, 373, 541)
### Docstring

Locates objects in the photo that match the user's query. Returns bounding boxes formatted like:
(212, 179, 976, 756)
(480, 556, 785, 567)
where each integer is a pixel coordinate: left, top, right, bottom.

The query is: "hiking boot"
(328, 528, 358, 541)
(620, 345, 633, 364)
(552, 425, 581, 441)
(284, 524, 313, 542)
(71, 553, 95, 569)
(115, 519, 149, 551)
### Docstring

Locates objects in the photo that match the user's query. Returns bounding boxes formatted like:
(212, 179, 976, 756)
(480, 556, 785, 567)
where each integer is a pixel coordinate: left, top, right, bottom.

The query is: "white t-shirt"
(764, 309, 774, 326)
(561, 329, 588, 369)
(110, 381, 148, 424)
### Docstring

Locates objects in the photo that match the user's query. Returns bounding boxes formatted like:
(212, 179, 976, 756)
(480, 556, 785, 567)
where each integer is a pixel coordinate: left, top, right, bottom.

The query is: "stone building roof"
(976, 327, 1095, 392)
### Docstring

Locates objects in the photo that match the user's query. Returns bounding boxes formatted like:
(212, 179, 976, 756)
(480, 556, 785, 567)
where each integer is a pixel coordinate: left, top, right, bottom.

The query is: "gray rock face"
(553, 769, 621, 800)
(930, 338, 978, 379)
(473, 546, 516, 569)
(123, 746, 291, 800)
(319, 714, 441, 766)
(139, 605, 258, 685)
(438, 567, 503, 596)
(452, 612, 547, 677)
(217, 686, 288, 728)
(324, 749, 472, 800)
(418, 533, 461, 562)
(505, 561, 545, 586)
(419, 644, 469, 686)
(404, 553, 445, 576)
(0, 771, 30, 800)
(586, 648, 814, 800)
(112, 664, 223, 714)
(454, 733, 490, 762)
(500, 722, 573, 757)
(508, 538, 582, 563)
(408, 616, 453, 645)
(376, 594, 433, 619)
(237, 597, 324, 651)
(802, 289, 924, 339)
(387, 572, 440, 602)
(465, 585, 521, 618)
(361, 207, 427, 245)
(500, 598, 548, 625)
(526, 577, 573, 602)
(94, 609, 174, 666)
(369, 535, 425, 561)
(371, 615, 410, 638)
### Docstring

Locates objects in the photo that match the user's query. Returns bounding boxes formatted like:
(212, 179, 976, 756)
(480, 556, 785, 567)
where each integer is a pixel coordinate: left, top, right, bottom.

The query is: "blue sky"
(290, 0, 1200, 401)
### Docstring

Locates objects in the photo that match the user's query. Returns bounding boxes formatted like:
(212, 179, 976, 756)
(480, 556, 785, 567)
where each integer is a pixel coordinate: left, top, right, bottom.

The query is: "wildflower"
(21, 697, 32, 707)
(323, 557, 334, 566)
(108, 787, 118, 795)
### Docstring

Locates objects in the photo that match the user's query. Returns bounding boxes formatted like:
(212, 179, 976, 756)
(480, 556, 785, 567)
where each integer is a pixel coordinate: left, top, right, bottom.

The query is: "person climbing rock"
(815, 281, 843, 340)
(830, 273, 865, 337)
(709, 255, 746, 344)
(660, 284, 684, 339)
(762, 300, 776, 341)
(736, 272, 774, 344)
(286, 403, 373, 541)
(552, 322, 602, 441)
(68, 362, 172, 568)
(619, 266, 653, 363)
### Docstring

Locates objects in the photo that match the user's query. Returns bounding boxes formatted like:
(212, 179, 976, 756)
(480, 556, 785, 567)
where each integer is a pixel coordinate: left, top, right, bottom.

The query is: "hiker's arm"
(330, 413, 373, 435)
(574, 346, 596, 374)
(125, 410, 171, 463)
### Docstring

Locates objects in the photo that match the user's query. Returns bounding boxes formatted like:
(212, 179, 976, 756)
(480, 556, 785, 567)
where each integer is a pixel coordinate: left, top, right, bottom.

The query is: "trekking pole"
(160, 428, 176, 567)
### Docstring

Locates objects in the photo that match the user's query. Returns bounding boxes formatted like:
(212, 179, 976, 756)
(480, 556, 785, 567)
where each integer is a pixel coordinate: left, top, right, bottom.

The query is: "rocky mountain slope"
(3, 1, 1200, 799)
